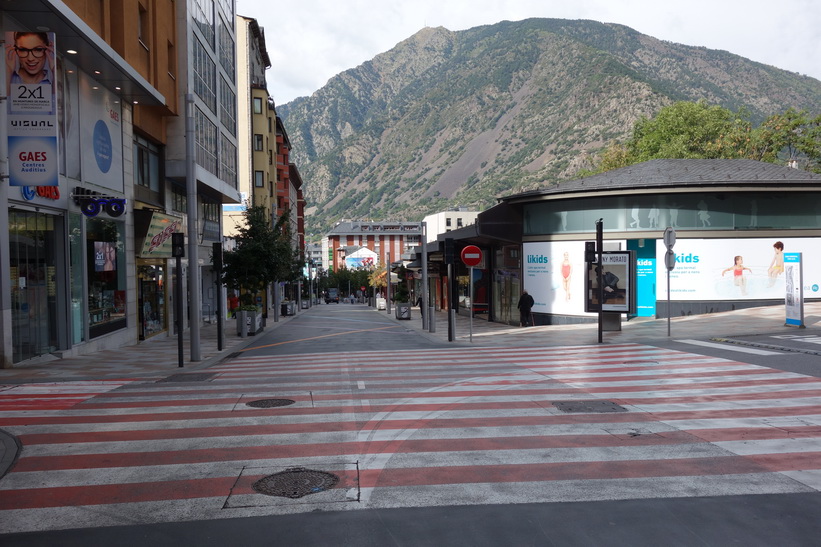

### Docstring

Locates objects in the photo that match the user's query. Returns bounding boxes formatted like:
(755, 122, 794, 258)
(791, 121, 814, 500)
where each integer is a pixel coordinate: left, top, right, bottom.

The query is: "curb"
(0, 428, 21, 480)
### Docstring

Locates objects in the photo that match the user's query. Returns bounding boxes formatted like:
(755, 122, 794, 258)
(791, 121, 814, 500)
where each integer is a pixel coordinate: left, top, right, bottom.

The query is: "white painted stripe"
(676, 339, 783, 355)
(357, 381, 366, 389)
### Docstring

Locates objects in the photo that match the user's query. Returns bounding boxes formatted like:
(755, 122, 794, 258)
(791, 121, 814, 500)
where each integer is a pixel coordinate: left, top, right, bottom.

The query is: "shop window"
(86, 218, 127, 338)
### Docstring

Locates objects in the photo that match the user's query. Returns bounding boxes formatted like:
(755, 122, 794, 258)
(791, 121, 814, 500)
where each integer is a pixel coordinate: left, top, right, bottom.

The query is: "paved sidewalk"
(399, 301, 821, 348)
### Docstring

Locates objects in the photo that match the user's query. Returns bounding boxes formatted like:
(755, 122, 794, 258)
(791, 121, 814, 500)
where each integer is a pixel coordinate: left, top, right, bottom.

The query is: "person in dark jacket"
(517, 290, 534, 327)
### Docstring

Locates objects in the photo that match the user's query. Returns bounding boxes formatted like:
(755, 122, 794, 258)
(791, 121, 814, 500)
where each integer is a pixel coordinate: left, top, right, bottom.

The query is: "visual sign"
(6, 31, 58, 186)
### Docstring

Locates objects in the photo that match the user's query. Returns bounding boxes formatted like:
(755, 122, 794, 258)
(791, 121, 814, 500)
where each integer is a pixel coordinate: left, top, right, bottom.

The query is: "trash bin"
(301, 300, 309, 309)
(395, 302, 411, 320)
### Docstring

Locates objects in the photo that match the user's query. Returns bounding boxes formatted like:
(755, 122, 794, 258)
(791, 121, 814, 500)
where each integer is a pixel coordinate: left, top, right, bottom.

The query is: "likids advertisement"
(657, 237, 820, 300)
(523, 241, 596, 317)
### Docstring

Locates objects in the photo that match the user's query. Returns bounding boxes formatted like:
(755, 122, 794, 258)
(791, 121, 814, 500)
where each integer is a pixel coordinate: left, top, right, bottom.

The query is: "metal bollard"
(429, 307, 436, 333)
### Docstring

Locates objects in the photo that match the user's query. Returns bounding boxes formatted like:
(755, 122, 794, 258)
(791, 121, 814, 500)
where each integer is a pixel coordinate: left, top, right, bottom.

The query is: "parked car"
(325, 288, 340, 304)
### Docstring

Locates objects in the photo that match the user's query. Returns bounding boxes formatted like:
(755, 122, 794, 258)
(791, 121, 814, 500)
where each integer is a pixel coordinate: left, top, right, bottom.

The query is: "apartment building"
(1, 1, 240, 367)
(322, 221, 422, 272)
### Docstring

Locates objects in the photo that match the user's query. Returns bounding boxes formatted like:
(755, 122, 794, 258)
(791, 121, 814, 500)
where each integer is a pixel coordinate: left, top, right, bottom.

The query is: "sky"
(236, 0, 821, 105)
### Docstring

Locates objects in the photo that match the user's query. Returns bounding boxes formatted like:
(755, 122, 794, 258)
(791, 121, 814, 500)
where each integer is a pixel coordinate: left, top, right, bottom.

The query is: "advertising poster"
(657, 238, 820, 301)
(784, 253, 804, 327)
(79, 71, 123, 192)
(523, 241, 592, 316)
(6, 31, 58, 186)
(586, 251, 633, 313)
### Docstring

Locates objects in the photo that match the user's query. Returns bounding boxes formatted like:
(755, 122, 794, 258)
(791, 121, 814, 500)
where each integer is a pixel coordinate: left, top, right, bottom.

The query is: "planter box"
(395, 302, 411, 320)
(237, 310, 263, 335)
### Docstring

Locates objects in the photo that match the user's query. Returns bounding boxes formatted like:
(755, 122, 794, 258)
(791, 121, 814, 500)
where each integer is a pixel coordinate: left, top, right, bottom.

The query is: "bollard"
(429, 307, 436, 333)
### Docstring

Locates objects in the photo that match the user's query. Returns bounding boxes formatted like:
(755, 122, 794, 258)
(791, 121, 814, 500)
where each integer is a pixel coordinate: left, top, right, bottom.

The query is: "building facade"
(426, 159, 821, 327)
(1, 0, 240, 367)
(323, 221, 422, 272)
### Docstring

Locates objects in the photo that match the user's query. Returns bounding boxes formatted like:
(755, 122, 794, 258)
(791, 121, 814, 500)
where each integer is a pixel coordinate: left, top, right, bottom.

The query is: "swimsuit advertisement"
(656, 237, 820, 300)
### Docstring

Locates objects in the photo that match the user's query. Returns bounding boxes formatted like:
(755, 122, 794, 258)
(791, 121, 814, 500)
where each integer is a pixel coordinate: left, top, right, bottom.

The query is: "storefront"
(134, 209, 182, 340)
(9, 209, 66, 362)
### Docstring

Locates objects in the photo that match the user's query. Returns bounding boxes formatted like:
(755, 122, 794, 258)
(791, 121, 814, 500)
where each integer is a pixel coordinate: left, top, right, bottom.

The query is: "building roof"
(502, 159, 821, 203)
(327, 220, 422, 235)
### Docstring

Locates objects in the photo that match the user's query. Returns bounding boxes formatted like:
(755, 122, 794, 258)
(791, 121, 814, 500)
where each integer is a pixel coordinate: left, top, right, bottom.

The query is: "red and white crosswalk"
(1, 344, 820, 533)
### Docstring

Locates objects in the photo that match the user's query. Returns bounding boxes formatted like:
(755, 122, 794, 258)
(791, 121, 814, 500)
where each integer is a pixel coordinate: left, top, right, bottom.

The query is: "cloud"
(238, 0, 821, 104)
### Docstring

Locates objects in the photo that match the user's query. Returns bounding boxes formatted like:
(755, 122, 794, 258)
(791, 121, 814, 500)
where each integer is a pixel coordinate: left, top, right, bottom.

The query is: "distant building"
(423, 209, 479, 243)
(323, 221, 422, 271)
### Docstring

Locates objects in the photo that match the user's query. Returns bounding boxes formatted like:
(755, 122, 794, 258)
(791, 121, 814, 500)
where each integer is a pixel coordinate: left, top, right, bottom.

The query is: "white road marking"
(675, 339, 783, 355)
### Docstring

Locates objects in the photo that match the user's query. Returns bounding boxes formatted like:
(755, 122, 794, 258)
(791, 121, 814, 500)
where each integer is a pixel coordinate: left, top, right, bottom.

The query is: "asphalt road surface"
(2, 304, 820, 545)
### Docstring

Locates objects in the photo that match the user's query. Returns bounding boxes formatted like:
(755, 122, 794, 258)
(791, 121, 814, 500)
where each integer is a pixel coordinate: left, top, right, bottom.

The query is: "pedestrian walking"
(517, 290, 534, 327)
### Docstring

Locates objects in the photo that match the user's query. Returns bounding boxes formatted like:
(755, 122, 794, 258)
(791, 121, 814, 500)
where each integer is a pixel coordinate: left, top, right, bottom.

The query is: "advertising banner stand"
(784, 252, 804, 328)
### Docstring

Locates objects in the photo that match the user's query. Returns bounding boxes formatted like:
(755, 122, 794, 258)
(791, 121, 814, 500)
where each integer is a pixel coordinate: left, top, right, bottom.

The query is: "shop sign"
(21, 185, 60, 200)
(139, 212, 184, 258)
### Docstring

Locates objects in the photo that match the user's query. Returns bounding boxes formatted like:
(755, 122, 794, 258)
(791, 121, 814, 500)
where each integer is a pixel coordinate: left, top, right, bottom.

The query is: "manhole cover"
(246, 398, 295, 408)
(156, 373, 215, 383)
(553, 400, 627, 413)
(253, 467, 339, 498)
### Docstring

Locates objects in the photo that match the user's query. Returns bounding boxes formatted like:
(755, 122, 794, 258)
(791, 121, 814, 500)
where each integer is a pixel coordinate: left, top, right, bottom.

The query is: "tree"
(584, 101, 821, 174)
(217, 206, 299, 308)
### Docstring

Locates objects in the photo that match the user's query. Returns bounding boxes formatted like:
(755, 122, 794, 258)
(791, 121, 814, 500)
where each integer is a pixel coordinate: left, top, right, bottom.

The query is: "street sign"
(663, 227, 676, 250)
(461, 245, 482, 267)
(665, 249, 676, 271)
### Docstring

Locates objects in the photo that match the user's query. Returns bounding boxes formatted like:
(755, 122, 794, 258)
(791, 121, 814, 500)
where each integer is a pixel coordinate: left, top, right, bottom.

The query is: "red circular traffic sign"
(461, 245, 483, 267)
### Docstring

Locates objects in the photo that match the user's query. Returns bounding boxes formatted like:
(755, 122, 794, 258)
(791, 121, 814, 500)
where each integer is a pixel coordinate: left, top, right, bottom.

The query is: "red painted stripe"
(0, 476, 239, 510)
(357, 452, 821, 488)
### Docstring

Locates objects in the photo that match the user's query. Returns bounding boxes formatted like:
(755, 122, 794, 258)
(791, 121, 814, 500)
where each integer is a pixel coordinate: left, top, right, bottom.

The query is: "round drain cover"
(253, 467, 340, 498)
(245, 398, 295, 408)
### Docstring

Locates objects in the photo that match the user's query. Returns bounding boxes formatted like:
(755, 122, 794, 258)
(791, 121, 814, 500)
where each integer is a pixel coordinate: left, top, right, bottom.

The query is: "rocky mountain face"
(278, 18, 821, 238)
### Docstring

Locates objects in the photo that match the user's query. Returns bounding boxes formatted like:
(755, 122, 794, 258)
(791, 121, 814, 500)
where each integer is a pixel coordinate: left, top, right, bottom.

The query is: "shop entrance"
(9, 210, 61, 362)
(138, 261, 167, 339)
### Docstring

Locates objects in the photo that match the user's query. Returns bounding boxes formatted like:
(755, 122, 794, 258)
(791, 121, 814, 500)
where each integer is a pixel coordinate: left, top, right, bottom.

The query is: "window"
(253, 97, 262, 114)
(133, 135, 162, 204)
(219, 133, 237, 186)
(457, 217, 463, 228)
(195, 107, 218, 176)
(253, 134, 263, 151)
(172, 185, 187, 213)
(218, 20, 235, 79)
(219, 77, 236, 132)
(193, 0, 215, 47)
(446, 218, 452, 227)
(254, 170, 264, 187)
(86, 217, 127, 338)
(202, 198, 219, 222)
(193, 37, 216, 113)
(167, 40, 176, 79)
(138, 2, 149, 46)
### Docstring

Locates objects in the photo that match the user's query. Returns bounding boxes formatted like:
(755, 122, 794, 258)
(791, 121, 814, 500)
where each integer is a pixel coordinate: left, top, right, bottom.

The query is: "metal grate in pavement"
(552, 400, 627, 413)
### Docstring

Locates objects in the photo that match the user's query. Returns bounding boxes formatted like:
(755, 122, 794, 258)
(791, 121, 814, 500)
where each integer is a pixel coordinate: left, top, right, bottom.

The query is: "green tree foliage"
(217, 206, 300, 306)
(586, 101, 821, 174)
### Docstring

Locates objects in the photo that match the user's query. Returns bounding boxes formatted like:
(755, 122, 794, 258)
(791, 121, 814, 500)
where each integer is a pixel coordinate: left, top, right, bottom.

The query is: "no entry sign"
(461, 245, 482, 267)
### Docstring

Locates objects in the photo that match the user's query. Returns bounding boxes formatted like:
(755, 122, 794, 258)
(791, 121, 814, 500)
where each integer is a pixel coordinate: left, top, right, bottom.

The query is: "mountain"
(278, 18, 821, 238)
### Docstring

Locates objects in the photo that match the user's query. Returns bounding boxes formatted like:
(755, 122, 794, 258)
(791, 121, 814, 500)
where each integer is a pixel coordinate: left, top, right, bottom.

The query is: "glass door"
(9, 211, 59, 362)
